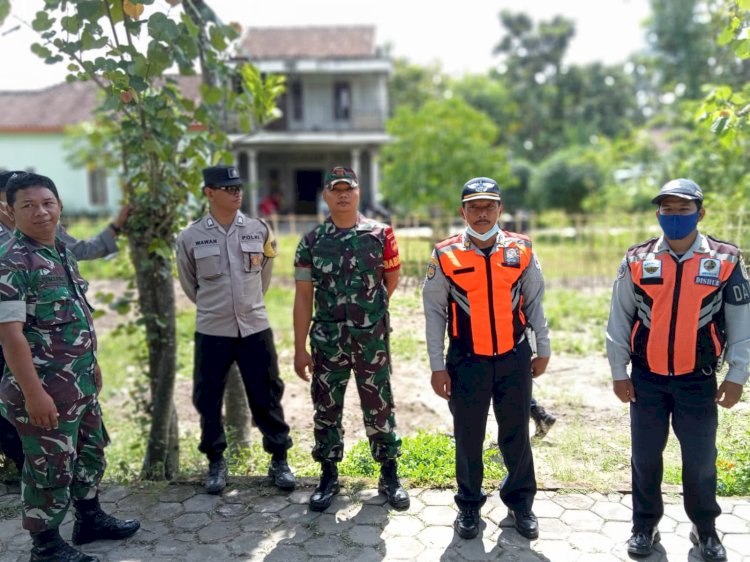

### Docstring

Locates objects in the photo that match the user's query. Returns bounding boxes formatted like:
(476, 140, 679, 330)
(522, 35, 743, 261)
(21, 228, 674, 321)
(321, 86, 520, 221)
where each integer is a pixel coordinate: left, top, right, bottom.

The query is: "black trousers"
(193, 329, 292, 459)
(448, 339, 536, 511)
(0, 348, 24, 473)
(630, 366, 721, 533)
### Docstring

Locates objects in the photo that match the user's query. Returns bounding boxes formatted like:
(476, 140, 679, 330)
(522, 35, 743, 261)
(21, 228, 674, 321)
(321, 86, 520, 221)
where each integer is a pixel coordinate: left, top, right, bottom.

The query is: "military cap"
(324, 166, 358, 189)
(202, 165, 243, 188)
(652, 178, 704, 205)
(461, 177, 502, 203)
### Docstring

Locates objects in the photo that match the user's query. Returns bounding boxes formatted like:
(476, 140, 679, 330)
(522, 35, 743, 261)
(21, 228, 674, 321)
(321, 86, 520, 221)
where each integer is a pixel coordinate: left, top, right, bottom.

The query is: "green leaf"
(717, 27, 735, 47)
(738, 0, 750, 9)
(0, 0, 10, 26)
(710, 115, 730, 135)
(200, 84, 224, 105)
(60, 15, 81, 34)
(31, 42, 53, 59)
(735, 41, 750, 60)
(76, 0, 103, 21)
(209, 25, 227, 50)
(32, 11, 55, 32)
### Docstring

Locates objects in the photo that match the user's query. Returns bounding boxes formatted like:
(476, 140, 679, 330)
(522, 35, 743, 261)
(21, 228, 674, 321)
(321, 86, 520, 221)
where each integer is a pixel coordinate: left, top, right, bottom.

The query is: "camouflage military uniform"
(0, 231, 107, 532)
(0, 223, 118, 475)
(294, 213, 401, 462)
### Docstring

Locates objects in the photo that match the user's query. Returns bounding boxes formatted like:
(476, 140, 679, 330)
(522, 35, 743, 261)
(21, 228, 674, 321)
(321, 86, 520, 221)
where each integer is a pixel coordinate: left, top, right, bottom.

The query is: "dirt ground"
(89, 279, 619, 455)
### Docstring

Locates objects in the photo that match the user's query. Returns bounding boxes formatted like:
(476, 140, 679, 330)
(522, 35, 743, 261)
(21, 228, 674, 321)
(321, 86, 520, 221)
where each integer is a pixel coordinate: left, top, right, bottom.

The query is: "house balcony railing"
(223, 106, 387, 134)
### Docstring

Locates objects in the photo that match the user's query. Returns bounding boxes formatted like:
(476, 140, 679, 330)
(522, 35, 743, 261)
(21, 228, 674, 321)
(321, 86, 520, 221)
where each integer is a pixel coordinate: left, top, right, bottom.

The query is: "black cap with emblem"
(0, 171, 25, 193)
(461, 177, 502, 204)
(202, 165, 243, 188)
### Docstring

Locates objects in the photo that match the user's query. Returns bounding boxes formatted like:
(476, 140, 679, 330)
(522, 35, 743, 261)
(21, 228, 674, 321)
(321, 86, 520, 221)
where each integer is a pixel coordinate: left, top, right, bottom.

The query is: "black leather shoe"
(72, 497, 140, 546)
(31, 529, 100, 562)
(627, 527, 660, 556)
(309, 460, 340, 512)
(378, 460, 410, 510)
(454, 507, 480, 539)
(509, 509, 539, 539)
(205, 458, 227, 495)
(689, 526, 727, 562)
(268, 459, 296, 491)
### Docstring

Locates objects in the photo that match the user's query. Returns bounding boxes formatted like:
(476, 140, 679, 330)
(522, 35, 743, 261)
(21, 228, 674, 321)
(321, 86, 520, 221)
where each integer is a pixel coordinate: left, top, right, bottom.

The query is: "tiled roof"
(0, 76, 203, 132)
(241, 25, 376, 60)
(0, 81, 99, 132)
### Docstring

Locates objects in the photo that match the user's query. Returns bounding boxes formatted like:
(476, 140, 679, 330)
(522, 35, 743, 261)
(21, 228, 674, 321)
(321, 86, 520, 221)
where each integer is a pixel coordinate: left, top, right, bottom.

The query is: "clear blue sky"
(0, 0, 650, 91)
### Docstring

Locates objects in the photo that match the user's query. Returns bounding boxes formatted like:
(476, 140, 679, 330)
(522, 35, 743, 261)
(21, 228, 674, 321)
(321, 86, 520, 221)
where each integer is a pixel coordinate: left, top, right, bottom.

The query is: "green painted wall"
(0, 132, 119, 215)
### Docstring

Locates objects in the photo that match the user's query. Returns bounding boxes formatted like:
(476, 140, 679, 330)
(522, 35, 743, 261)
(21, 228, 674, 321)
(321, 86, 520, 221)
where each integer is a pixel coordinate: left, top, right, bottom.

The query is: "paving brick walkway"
(0, 479, 748, 561)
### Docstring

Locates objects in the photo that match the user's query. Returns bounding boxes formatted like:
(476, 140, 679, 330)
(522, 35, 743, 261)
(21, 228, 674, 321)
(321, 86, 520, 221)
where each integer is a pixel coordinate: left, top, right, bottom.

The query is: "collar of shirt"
(323, 212, 372, 235)
(461, 228, 501, 254)
(655, 231, 706, 261)
(205, 211, 245, 232)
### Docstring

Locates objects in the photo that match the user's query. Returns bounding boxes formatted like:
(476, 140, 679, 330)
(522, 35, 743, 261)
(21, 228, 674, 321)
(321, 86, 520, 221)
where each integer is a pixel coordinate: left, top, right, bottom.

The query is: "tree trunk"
(223, 363, 252, 448)
(130, 241, 180, 480)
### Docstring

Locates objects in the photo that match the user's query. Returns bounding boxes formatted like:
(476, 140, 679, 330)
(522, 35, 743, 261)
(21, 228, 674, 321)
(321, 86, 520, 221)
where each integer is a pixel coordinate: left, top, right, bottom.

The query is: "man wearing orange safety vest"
(423, 177, 550, 541)
(607, 179, 750, 562)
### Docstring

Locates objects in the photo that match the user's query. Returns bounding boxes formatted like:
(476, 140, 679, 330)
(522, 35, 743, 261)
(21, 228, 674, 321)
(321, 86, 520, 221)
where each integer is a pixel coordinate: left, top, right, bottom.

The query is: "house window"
(334, 81, 351, 120)
(88, 168, 108, 205)
(291, 81, 303, 121)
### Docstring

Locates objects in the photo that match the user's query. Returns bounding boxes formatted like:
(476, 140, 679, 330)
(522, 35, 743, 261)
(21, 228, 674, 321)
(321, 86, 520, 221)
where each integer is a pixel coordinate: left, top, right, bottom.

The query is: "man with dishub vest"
(0, 173, 139, 562)
(293, 166, 409, 512)
(423, 177, 550, 540)
(607, 178, 750, 561)
(0, 171, 131, 478)
(176, 165, 295, 495)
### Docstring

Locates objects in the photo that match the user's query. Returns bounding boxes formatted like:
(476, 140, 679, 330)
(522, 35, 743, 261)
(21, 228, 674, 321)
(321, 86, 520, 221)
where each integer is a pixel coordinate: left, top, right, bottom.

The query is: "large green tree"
(28, 0, 282, 479)
(381, 97, 508, 215)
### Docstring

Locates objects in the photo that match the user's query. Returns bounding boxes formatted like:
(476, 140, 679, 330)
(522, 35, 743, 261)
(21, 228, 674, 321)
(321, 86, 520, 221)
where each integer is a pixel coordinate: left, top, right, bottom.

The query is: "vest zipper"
(667, 258, 683, 376)
(484, 254, 498, 355)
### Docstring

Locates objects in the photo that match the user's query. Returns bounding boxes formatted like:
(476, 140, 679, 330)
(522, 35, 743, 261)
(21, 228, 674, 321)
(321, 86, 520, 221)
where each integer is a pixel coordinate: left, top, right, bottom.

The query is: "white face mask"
(466, 223, 499, 242)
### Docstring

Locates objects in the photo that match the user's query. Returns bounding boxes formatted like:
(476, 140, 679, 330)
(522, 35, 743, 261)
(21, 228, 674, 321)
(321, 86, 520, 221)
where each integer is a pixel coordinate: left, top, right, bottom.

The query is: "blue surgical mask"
(658, 211, 699, 240)
(466, 223, 499, 242)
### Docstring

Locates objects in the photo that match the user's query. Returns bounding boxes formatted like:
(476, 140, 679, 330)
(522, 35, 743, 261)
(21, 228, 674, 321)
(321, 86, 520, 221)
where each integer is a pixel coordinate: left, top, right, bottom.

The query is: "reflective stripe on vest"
(437, 234, 531, 356)
(628, 239, 737, 375)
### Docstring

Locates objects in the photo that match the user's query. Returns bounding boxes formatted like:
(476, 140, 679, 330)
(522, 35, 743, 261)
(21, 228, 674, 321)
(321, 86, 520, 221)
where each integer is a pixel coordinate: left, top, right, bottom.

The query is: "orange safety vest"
(628, 236, 740, 376)
(436, 231, 532, 357)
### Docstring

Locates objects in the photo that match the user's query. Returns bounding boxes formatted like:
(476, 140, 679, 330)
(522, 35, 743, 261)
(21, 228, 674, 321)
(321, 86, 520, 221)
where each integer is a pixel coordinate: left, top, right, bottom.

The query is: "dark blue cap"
(202, 165, 243, 188)
(652, 178, 704, 205)
(461, 177, 501, 203)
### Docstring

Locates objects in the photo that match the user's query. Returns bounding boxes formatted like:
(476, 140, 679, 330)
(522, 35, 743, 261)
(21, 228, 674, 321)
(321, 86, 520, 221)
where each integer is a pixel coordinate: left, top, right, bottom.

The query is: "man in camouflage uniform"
(176, 165, 295, 495)
(293, 166, 409, 512)
(0, 170, 131, 480)
(0, 173, 139, 562)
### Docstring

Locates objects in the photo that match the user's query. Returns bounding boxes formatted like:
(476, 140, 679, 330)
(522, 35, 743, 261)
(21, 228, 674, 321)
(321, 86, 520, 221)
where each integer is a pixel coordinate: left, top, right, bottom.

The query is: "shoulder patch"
(617, 261, 628, 280)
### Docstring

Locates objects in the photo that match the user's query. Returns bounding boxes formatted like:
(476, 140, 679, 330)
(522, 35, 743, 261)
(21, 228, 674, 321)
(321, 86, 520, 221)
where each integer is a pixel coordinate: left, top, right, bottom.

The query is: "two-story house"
(232, 25, 391, 215)
(0, 25, 391, 217)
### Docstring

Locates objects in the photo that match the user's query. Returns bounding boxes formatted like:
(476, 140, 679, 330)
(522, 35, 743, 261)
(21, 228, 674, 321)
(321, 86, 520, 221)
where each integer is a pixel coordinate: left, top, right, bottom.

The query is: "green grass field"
(6, 214, 744, 494)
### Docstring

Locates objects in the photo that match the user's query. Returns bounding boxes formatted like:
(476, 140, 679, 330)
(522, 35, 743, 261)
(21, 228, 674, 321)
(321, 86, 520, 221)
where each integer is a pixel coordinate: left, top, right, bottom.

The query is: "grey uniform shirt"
(176, 211, 276, 338)
(606, 233, 750, 384)
(422, 229, 551, 372)
(0, 223, 117, 261)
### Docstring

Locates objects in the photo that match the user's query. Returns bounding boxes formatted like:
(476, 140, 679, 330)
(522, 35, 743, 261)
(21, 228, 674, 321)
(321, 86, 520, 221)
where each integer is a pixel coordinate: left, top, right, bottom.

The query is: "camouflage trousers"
(0, 394, 108, 532)
(310, 319, 401, 463)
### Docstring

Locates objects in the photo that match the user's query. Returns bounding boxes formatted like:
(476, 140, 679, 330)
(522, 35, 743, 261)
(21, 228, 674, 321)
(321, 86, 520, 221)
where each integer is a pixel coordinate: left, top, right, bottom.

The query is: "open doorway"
(295, 169, 323, 214)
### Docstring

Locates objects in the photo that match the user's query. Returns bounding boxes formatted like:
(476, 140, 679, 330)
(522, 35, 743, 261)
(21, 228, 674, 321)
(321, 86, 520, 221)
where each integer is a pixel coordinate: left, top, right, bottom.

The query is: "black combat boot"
(72, 496, 140, 546)
(378, 459, 410, 510)
(309, 460, 340, 512)
(268, 454, 296, 491)
(204, 456, 228, 494)
(30, 528, 100, 562)
(530, 403, 556, 440)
